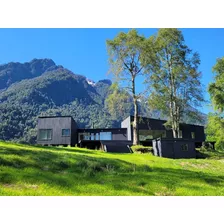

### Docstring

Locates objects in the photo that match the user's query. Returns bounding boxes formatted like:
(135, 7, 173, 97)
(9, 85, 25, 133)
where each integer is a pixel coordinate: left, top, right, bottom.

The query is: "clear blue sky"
(0, 28, 223, 114)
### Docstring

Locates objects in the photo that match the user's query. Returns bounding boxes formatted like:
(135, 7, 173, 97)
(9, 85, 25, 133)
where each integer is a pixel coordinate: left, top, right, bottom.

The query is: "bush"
(131, 145, 153, 154)
(201, 142, 215, 151)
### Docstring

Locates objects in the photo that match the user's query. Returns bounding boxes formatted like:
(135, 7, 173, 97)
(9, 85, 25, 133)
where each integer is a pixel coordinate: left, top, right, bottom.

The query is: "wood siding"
(126, 116, 205, 142)
(37, 117, 78, 146)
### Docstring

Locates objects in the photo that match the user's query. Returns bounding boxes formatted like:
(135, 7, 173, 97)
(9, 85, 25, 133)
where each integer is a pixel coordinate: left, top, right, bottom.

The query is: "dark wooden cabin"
(37, 115, 206, 155)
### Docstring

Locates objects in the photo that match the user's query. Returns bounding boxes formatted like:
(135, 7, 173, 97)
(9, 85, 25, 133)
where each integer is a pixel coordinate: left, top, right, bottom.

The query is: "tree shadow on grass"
(98, 166, 224, 195)
(0, 145, 224, 195)
(1, 142, 99, 155)
(196, 150, 224, 160)
(32, 145, 99, 155)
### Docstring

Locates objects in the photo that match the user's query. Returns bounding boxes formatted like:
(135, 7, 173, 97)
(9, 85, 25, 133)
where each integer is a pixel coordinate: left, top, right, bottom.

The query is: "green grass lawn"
(0, 141, 224, 196)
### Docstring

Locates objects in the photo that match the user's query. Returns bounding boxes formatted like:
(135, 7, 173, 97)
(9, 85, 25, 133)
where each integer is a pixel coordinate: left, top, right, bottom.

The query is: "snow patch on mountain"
(86, 78, 96, 86)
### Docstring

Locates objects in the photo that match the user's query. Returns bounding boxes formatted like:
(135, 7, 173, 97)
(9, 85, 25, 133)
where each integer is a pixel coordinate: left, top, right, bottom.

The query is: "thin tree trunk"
(172, 120, 178, 138)
(132, 76, 139, 145)
(170, 101, 176, 138)
(168, 57, 180, 139)
(172, 104, 178, 138)
(167, 49, 178, 139)
(133, 97, 139, 145)
(173, 100, 178, 138)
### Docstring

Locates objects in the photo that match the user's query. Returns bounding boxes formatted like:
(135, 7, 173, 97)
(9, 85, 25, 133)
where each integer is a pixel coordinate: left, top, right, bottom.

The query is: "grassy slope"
(0, 141, 224, 196)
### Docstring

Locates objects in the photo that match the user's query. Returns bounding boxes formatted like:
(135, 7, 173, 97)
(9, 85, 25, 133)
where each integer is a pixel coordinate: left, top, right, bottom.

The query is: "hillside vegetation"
(0, 59, 156, 143)
(0, 141, 223, 196)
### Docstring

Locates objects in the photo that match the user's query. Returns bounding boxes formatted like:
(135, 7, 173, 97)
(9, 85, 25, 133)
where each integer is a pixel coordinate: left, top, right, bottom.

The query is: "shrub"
(201, 142, 215, 151)
(131, 145, 153, 154)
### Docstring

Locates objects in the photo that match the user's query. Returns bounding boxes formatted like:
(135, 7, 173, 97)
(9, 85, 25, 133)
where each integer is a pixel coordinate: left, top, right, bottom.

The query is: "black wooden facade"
(37, 116, 128, 147)
(37, 115, 206, 154)
(37, 116, 78, 146)
(121, 116, 205, 146)
(153, 138, 197, 159)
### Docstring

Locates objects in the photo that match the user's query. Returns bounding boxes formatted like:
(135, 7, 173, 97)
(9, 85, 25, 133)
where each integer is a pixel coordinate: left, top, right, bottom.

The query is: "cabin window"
(178, 130, 183, 138)
(181, 143, 188, 151)
(39, 129, 52, 140)
(100, 132, 112, 140)
(91, 133, 95, 140)
(78, 132, 112, 141)
(78, 133, 91, 141)
(62, 129, 70, 137)
(191, 132, 195, 139)
(95, 133, 100, 140)
(84, 133, 90, 140)
(139, 130, 166, 141)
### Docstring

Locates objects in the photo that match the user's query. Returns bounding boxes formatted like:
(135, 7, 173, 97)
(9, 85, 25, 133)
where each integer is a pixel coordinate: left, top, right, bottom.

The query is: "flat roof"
(78, 128, 127, 132)
(38, 116, 73, 119)
(128, 115, 205, 127)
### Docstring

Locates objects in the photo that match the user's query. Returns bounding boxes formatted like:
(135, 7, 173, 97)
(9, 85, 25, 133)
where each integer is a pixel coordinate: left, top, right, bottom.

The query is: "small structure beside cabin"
(152, 138, 197, 159)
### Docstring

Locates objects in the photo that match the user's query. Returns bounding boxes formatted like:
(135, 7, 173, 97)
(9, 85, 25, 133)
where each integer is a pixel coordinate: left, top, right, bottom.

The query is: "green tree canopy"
(205, 113, 224, 150)
(146, 28, 204, 137)
(106, 29, 149, 145)
(207, 57, 224, 150)
(209, 57, 224, 112)
(105, 83, 132, 121)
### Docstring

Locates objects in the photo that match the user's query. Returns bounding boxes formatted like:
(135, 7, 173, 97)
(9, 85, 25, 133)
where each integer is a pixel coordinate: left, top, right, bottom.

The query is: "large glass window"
(78, 132, 112, 141)
(83, 133, 90, 140)
(39, 129, 52, 140)
(95, 133, 100, 140)
(100, 132, 112, 140)
(191, 132, 195, 139)
(78, 133, 90, 141)
(62, 129, 70, 136)
(139, 130, 166, 141)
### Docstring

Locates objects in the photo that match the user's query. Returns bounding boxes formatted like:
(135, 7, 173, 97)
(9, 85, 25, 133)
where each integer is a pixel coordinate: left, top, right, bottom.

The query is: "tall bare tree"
(106, 29, 147, 145)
